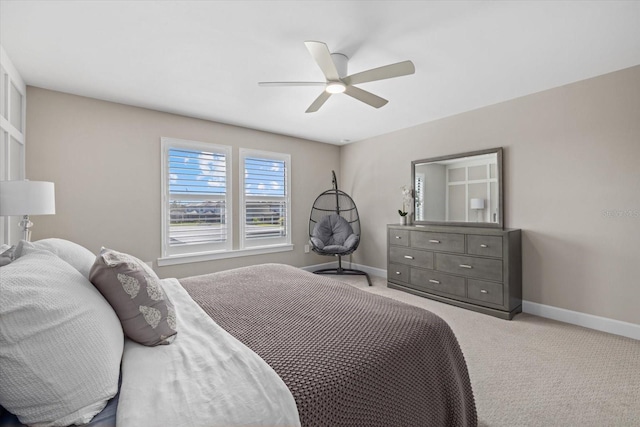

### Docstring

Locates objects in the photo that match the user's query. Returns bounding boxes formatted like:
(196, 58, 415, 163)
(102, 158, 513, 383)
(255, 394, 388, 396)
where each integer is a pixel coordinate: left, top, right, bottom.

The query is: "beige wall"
(340, 65, 640, 325)
(25, 87, 340, 279)
(25, 66, 640, 325)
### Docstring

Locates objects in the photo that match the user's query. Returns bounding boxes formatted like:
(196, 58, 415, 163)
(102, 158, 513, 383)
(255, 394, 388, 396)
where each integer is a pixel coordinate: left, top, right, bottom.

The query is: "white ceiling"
(2, 1, 640, 145)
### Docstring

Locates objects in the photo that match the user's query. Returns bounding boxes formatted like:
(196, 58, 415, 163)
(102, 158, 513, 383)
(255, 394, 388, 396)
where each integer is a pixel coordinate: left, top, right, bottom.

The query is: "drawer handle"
(395, 271, 402, 275)
(395, 236, 402, 239)
(429, 239, 441, 243)
(480, 244, 488, 248)
(404, 255, 414, 260)
(480, 289, 488, 294)
(429, 279, 440, 284)
(459, 264, 473, 269)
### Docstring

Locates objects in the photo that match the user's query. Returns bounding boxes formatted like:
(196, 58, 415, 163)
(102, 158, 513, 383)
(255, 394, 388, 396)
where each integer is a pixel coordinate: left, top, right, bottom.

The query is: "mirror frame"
(411, 147, 504, 229)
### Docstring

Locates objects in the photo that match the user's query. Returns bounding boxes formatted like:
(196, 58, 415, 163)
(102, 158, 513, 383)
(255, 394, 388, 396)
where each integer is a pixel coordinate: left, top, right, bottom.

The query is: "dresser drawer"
(435, 253, 503, 282)
(467, 279, 504, 305)
(411, 231, 464, 253)
(467, 235, 503, 258)
(389, 247, 433, 269)
(410, 269, 466, 297)
(387, 263, 410, 283)
(388, 229, 410, 247)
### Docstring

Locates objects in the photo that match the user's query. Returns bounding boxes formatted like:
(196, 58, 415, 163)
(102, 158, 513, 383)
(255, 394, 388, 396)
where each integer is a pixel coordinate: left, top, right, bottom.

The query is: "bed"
(0, 239, 476, 427)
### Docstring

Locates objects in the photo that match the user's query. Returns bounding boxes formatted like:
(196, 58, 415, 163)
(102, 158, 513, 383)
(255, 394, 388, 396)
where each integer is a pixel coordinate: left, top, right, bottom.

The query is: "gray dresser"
(387, 224, 522, 319)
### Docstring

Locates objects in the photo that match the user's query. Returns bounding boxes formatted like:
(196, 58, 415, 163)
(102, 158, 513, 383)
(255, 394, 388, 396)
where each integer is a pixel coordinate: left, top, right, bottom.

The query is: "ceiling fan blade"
(304, 41, 340, 81)
(342, 60, 415, 86)
(344, 86, 388, 109)
(305, 91, 332, 113)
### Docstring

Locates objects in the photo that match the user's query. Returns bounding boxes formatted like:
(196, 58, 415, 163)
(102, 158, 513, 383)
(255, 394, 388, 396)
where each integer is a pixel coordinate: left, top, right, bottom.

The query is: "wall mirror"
(412, 147, 503, 228)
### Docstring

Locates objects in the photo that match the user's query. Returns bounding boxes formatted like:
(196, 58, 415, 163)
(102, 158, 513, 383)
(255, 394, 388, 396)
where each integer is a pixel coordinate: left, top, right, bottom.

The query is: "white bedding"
(116, 278, 300, 427)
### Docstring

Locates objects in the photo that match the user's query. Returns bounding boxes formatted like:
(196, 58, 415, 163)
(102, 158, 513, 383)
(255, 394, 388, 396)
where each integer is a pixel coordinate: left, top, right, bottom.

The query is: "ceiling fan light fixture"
(260, 41, 414, 112)
(325, 81, 346, 94)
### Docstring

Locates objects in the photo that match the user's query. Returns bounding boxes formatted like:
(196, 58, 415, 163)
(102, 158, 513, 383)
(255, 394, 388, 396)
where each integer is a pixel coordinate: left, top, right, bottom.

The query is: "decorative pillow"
(16, 238, 96, 279)
(0, 250, 123, 426)
(0, 244, 16, 267)
(89, 247, 177, 346)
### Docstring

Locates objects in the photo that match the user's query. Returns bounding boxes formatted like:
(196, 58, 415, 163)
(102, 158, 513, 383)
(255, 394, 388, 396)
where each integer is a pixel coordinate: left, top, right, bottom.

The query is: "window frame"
(239, 148, 292, 249)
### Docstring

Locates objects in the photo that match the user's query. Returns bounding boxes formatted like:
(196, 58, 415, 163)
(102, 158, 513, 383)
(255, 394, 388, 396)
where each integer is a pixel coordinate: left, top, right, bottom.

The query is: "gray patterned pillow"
(89, 248, 177, 346)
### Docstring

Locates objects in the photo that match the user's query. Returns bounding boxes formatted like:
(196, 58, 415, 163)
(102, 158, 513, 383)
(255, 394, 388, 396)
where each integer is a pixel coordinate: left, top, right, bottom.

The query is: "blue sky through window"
(169, 148, 226, 195)
(168, 149, 286, 196)
(244, 157, 286, 197)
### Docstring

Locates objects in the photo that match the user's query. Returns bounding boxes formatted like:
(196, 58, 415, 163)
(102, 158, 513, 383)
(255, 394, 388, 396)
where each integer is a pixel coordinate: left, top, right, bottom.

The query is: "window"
(240, 149, 291, 248)
(159, 140, 293, 266)
(161, 138, 232, 258)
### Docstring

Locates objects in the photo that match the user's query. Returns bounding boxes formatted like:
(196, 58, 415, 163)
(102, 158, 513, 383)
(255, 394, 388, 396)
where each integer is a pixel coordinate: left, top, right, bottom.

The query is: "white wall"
(340, 65, 640, 325)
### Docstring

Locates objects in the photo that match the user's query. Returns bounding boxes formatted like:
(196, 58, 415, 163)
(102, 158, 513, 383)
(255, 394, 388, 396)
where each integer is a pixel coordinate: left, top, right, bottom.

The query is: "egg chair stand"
(309, 171, 372, 286)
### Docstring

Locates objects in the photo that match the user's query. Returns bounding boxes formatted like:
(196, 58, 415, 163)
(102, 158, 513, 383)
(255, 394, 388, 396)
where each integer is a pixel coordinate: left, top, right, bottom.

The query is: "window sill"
(157, 244, 294, 267)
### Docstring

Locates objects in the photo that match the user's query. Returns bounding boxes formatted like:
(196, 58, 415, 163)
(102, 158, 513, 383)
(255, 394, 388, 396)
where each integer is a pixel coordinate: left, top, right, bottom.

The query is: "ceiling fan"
(258, 41, 415, 113)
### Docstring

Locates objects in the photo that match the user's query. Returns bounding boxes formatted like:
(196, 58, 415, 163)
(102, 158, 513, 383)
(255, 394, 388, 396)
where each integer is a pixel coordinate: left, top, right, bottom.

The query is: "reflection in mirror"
(413, 148, 503, 228)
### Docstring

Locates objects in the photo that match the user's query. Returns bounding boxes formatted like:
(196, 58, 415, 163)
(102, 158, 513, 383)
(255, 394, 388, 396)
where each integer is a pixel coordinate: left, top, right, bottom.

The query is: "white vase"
(399, 216, 407, 225)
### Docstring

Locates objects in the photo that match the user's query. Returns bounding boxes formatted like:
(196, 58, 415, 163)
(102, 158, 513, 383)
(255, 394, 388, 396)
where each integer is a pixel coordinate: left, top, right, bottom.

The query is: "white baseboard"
(522, 301, 639, 341)
(342, 261, 387, 278)
(300, 262, 639, 341)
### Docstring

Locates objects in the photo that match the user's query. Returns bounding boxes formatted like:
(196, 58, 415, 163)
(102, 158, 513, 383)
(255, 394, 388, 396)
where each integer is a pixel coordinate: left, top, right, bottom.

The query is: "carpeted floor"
(333, 274, 640, 427)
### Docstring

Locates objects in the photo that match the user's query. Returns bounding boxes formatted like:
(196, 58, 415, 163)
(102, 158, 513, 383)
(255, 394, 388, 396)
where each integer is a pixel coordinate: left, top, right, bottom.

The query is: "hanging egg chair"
(308, 171, 372, 285)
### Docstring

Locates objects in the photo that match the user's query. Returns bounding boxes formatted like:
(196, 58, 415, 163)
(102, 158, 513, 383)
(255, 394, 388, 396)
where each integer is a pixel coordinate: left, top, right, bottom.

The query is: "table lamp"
(0, 180, 56, 241)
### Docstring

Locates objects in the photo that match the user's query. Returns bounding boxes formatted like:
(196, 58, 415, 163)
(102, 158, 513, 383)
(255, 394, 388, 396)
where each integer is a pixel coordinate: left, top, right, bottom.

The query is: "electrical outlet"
(145, 261, 154, 269)
(304, 245, 310, 253)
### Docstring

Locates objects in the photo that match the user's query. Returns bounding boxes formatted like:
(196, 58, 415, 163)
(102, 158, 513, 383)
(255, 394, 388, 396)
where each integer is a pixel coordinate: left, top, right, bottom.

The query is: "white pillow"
(16, 238, 96, 279)
(0, 249, 124, 426)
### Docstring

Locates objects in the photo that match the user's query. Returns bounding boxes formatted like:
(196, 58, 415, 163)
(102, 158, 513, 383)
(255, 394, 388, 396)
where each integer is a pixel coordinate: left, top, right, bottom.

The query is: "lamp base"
(19, 215, 33, 242)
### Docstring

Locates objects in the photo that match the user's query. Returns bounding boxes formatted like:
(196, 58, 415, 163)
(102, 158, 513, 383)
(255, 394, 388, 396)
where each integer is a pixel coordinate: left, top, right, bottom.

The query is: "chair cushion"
(311, 214, 359, 253)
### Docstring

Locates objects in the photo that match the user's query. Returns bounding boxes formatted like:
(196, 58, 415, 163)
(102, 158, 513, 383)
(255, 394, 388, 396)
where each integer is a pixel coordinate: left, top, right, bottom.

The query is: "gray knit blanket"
(180, 263, 476, 426)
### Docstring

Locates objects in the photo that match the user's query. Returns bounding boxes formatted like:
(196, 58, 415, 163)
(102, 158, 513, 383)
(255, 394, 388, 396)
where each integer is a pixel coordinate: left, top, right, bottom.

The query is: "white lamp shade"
(0, 180, 56, 216)
(470, 198, 485, 210)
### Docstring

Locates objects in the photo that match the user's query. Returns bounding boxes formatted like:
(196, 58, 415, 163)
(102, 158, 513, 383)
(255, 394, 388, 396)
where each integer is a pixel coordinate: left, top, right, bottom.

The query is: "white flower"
(400, 185, 413, 213)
